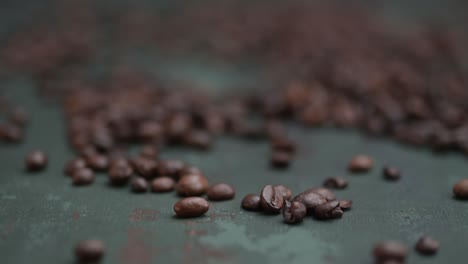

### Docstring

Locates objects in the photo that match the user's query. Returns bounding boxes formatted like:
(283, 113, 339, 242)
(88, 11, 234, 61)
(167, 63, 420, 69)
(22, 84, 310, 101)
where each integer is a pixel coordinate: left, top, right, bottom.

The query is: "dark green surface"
(1, 79, 468, 264)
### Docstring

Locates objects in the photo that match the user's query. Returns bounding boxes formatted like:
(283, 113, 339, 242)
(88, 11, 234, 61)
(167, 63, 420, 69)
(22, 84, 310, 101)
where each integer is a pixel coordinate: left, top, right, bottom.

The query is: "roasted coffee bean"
(415, 236, 439, 255)
(174, 197, 209, 218)
(64, 158, 87, 176)
(25, 150, 48, 171)
(75, 239, 105, 263)
(338, 200, 353, 210)
(260, 185, 284, 214)
(176, 174, 209, 196)
(314, 201, 343, 220)
(323, 177, 348, 189)
(159, 160, 185, 179)
(274, 185, 292, 200)
(292, 191, 327, 213)
(132, 157, 158, 179)
(131, 177, 149, 193)
(373, 241, 408, 263)
(151, 177, 175, 192)
(139, 145, 158, 159)
(0, 123, 23, 142)
(72, 168, 95, 186)
(453, 179, 468, 199)
(383, 166, 401, 181)
(241, 194, 262, 211)
(207, 183, 235, 201)
(271, 151, 292, 168)
(85, 154, 109, 172)
(348, 155, 374, 172)
(307, 187, 336, 201)
(108, 161, 133, 185)
(282, 200, 307, 224)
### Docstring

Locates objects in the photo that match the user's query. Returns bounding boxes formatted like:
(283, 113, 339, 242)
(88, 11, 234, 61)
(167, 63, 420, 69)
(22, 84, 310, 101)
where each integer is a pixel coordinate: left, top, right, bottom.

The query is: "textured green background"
(1, 1, 468, 264)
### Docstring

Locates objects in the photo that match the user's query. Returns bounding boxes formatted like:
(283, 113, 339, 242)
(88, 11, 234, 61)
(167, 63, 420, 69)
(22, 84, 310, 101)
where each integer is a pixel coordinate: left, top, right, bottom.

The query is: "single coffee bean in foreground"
(151, 177, 175, 192)
(383, 166, 401, 181)
(72, 168, 95, 186)
(174, 197, 209, 218)
(373, 241, 408, 263)
(75, 239, 105, 263)
(64, 158, 87, 176)
(176, 174, 209, 196)
(207, 183, 235, 201)
(131, 177, 149, 193)
(415, 236, 439, 255)
(241, 194, 262, 211)
(453, 179, 468, 199)
(274, 185, 292, 200)
(282, 200, 307, 224)
(348, 154, 373, 172)
(307, 187, 336, 201)
(323, 177, 348, 189)
(25, 150, 48, 172)
(314, 201, 343, 220)
(260, 185, 284, 214)
(292, 191, 327, 214)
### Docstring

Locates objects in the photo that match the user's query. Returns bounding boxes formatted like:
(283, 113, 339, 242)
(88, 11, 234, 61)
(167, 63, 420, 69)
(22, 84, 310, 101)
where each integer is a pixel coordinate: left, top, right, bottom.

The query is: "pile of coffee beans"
(241, 185, 351, 224)
(373, 236, 439, 263)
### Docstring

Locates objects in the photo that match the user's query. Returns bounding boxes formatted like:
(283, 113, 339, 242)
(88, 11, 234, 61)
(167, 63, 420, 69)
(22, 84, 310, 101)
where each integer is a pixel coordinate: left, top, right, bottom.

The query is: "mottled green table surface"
(1, 1, 468, 263)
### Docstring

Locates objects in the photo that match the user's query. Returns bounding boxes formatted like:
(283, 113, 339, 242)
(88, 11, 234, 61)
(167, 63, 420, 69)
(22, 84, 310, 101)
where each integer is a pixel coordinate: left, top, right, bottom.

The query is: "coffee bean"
(159, 159, 185, 179)
(108, 161, 133, 185)
(282, 200, 307, 224)
(241, 194, 262, 211)
(75, 239, 105, 263)
(174, 197, 209, 218)
(132, 157, 158, 179)
(151, 177, 175, 192)
(64, 158, 87, 176)
(260, 185, 284, 214)
(25, 150, 48, 171)
(0, 123, 23, 142)
(176, 174, 209, 196)
(85, 154, 109, 172)
(323, 177, 348, 189)
(207, 183, 235, 201)
(415, 236, 439, 255)
(72, 168, 95, 186)
(131, 177, 149, 193)
(453, 179, 468, 199)
(383, 166, 401, 181)
(348, 154, 373, 172)
(338, 200, 353, 210)
(314, 201, 343, 220)
(274, 185, 292, 200)
(271, 151, 292, 168)
(292, 191, 327, 213)
(307, 187, 336, 201)
(373, 241, 408, 263)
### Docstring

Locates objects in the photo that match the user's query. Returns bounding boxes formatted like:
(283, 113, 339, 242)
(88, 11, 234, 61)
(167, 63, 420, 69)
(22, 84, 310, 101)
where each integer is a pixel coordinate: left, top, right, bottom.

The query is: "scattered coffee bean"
(271, 150, 292, 168)
(383, 166, 401, 181)
(338, 200, 353, 210)
(348, 155, 373, 172)
(176, 174, 209, 196)
(274, 185, 292, 200)
(151, 177, 176, 192)
(453, 179, 468, 199)
(207, 183, 236, 201)
(108, 161, 133, 185)
(282, 200, 307, 224)
(314, 201, 343, 220)
(159, 159, 185, 179)
(415, 236, 439, 255)
(75, 239, 105, 263)
(25, 150, 48, 171)
(174, 197, 209, 218)
(373, 241, 408, 263)
(72, 168, 95, 186)
(241, 194, 262, 211)
(323, 177, 348, 189)
(131, 177, 149, 193)
(307, 187, 336, 201)
(64, 158, 87, 176)
(132, 157, 158, 179)
(260, 185, 284, 214)
(292, 191, 327, 214)
(85, 154, 109, 172)
(0, 123, 23, 142)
